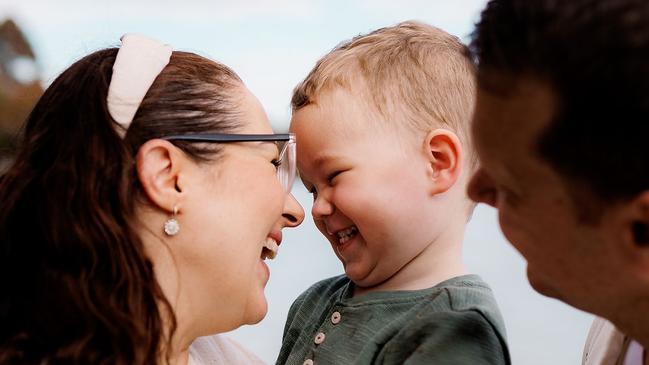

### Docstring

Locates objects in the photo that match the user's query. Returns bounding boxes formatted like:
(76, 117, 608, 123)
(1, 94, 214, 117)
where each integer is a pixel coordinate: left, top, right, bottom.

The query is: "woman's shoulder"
(188, 334, 265, 365)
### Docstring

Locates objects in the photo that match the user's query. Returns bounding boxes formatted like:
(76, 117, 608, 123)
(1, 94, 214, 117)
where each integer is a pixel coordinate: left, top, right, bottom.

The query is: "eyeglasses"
(162, 133, 296, 193)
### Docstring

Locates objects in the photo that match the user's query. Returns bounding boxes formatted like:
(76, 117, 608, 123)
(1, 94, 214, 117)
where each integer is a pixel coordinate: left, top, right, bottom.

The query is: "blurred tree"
(0, 18, 43, 171)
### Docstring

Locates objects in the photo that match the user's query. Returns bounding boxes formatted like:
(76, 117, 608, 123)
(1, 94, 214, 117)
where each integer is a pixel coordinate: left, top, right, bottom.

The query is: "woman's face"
(174, 86, 304, 334)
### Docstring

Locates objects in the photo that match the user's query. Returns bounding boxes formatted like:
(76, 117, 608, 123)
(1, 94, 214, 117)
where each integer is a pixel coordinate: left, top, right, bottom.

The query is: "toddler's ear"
(424, 129, 463, 195)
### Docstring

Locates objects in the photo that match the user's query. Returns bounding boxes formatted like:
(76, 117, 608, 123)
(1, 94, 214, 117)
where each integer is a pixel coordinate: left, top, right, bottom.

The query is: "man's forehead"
(473, 76, 558, 152)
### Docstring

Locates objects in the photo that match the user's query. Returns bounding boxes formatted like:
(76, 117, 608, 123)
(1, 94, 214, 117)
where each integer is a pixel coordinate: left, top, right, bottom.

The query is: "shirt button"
(314, 332, 326, 345)
(331, 311, 341, 324)
(303, 359, 314, 365)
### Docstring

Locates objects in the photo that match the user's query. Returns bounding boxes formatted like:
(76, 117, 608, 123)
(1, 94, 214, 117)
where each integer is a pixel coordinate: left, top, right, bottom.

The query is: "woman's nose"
(467, 168, 498, 208)
(282, 193, 305, 227)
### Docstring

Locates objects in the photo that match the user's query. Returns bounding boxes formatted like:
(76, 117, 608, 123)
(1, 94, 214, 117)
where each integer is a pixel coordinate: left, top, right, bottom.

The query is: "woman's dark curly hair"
(0, 47, 243, 364)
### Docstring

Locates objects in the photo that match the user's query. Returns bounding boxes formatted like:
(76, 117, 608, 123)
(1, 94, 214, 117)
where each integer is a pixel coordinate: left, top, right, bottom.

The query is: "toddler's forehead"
(294, 117, 419, 155)
(290, 85, 426, 152)
(293, 94, 385, 128)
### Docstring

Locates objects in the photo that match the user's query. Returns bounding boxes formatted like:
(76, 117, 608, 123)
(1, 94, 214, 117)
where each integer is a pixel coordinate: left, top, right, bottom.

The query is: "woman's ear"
(136, 139, 188, 213)
(423, 128, 463, 195)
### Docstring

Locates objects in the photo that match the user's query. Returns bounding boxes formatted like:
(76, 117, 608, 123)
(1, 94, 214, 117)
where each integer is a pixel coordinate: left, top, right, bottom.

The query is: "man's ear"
(423, 129, 463, 195)
(616, 191, 649, 281)
(624, 191, 649, 246)
(136, 139, 188, 213)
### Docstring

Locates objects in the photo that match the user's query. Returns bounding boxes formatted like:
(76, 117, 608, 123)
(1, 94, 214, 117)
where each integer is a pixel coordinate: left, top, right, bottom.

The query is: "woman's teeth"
(261, 237, 279, 260)
(336, 226, 358, 244)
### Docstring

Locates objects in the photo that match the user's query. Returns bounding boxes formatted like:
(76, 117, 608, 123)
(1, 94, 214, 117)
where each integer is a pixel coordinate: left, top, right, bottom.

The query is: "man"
(467, 0, 649, 364)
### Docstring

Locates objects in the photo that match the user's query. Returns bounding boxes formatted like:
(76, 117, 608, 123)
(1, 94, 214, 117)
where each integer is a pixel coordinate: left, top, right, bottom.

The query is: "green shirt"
(276, 274, 510, 365)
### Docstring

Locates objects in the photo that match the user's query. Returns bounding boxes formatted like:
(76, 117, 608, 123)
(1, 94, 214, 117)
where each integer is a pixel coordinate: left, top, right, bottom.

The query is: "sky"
(0, 1, 595, 364)
(1, 0, 487, 130)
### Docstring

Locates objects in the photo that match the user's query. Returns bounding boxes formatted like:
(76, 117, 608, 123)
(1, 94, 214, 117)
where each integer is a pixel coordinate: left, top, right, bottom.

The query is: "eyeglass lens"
(277, 139, 296, 192)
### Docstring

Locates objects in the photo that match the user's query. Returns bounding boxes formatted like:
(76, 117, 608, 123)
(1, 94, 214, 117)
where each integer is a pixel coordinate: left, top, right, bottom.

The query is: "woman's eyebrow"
(248, 140, 280, 155)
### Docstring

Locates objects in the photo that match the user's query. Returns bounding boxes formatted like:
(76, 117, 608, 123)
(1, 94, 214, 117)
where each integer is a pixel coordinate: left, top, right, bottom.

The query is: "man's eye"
(307, 186, 318, 200)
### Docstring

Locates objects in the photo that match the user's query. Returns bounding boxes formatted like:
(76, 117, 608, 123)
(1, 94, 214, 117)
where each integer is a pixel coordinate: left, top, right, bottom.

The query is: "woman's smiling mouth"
(261, 231, 282, 260)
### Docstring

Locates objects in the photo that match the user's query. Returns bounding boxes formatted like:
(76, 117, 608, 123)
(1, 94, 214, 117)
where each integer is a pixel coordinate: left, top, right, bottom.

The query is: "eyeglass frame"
(161, 133, 296, 192)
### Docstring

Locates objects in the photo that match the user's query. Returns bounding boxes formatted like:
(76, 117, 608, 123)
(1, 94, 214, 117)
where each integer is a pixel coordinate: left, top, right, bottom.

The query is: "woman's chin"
(244, 295, 268, 325)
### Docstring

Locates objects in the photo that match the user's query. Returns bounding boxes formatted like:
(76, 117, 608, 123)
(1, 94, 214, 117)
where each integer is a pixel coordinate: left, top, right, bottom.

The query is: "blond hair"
(292, 21, 476, 154)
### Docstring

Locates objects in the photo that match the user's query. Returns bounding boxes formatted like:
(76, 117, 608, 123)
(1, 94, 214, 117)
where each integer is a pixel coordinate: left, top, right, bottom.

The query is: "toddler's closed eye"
(327, 170, 344, 184)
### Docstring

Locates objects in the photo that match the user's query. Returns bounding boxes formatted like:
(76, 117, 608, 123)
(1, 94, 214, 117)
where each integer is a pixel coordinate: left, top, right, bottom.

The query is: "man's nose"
(467, 168, 498, 207)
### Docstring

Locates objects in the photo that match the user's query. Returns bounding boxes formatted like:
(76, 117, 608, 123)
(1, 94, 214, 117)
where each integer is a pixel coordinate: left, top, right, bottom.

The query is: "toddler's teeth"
(336, 226, 358, 244)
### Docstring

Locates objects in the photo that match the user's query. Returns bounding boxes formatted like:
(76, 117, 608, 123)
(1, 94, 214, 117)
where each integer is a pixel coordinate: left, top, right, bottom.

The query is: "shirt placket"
(302, 306, 345, 365)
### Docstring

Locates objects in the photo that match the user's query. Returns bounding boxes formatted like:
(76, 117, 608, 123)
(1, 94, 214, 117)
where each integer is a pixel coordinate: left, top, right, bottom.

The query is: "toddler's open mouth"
(336, 226, 358, 245)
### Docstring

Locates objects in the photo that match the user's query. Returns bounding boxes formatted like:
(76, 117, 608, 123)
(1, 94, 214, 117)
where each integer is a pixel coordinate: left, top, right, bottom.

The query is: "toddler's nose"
(311, 191, 334, 219)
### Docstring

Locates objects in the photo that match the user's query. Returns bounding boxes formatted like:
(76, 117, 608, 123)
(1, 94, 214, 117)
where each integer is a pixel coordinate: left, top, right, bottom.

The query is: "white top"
(623, 340, 644, 365)
(188, 335, 266, 365)
(583, 317, 647, 365)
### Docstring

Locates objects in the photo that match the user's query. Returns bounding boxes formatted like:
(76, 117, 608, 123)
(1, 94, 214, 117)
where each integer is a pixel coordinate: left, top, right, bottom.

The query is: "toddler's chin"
(345, 267, 381, 288)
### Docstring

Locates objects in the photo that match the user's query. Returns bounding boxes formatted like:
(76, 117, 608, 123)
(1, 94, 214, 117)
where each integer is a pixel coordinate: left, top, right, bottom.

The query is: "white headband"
(107, 33, 172, 137)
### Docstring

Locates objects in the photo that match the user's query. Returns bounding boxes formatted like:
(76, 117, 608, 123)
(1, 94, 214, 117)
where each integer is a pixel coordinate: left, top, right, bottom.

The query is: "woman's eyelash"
(271, 158, 281, 168)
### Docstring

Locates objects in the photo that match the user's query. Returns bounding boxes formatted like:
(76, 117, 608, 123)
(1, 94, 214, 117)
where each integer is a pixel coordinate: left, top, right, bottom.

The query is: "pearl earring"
(164, 205, 180, 236)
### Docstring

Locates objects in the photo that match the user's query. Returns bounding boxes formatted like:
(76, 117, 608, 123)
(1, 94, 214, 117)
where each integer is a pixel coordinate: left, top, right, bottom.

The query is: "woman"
(0, 34, 304, 364)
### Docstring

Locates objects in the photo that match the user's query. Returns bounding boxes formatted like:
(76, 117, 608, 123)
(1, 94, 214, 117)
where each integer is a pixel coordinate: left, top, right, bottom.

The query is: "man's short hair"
(472, 0, 649, 202)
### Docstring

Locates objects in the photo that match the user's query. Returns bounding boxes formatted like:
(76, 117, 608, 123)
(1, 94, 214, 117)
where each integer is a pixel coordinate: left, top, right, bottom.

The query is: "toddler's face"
(290, 89, 438, 288)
